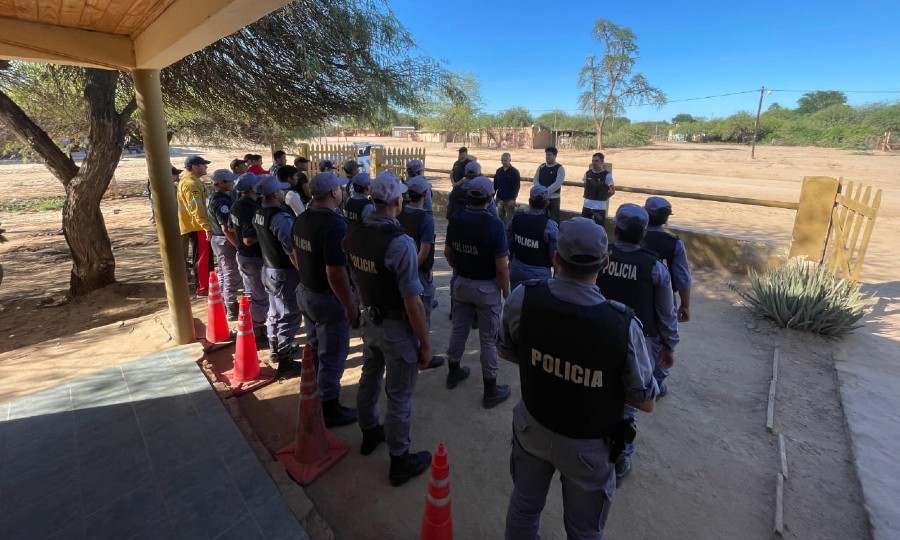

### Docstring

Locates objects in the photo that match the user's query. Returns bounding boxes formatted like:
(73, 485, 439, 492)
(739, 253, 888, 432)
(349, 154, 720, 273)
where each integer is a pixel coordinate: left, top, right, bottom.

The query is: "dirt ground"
(1, 140, 898, 538)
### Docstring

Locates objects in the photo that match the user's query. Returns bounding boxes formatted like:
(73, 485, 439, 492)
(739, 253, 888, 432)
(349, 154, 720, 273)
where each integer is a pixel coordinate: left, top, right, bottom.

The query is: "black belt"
(365, 306, 404, 325)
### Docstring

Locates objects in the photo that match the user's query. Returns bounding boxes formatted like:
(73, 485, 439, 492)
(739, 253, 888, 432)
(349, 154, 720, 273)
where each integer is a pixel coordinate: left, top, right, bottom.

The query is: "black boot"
(226, 302, 239, 321)
(254, 326, 269, 347)
(275, 349, 302, 379)
(360, 424, 385, 455)
(420, 354, 445, 371)
(482, 377, 511, 409)
(445, 362, 470, 390)
(268, 339, 278, 368)
(389, 450, 432, 487)
(322, 399, 358, 427)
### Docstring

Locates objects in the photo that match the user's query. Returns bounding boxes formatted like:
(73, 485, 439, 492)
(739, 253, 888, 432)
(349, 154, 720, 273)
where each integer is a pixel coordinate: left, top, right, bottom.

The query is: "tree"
(497, 106, 533, 127)
(421, 71, 483, 144)
(795, 91, 847, 115)
(578, 19, 665, 149)
(0, 0, 440, 296)
(672, 113, 696, 124)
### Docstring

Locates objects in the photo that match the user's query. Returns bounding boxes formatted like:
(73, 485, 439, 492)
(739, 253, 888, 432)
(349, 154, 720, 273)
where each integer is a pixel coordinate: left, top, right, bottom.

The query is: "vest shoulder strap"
(521, 278, 543, 288)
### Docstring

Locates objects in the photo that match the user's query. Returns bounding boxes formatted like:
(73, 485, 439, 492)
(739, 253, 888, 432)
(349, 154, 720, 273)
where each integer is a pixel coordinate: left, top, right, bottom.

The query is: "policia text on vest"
(529, 348, 604, 388)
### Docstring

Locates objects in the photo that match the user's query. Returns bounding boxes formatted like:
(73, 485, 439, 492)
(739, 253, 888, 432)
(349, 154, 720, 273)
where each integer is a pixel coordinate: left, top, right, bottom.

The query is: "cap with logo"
(370, 172, 407, 203)
(406, 176, 431, 194)
(644, 196, 673, 215)
(613, 203, 650, 231)
(309, 171, 347, 196)
(557, 217, 609, 266)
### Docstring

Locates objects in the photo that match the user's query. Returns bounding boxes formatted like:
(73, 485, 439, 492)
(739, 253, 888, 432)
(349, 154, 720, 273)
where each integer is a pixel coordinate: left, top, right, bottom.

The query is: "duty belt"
(365, 306, 404, 325)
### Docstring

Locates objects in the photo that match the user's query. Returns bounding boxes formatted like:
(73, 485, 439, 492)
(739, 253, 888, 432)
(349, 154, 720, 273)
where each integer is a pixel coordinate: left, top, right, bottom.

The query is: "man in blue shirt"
(506, 185, 558, 289)
(345, 173, 436, 486)
(643, 197, 692, 325)
(444, 176, 512, 408)
(231, 173, 270, 347)
(500, 217, 658, 539)
(494, 152, 521, 224)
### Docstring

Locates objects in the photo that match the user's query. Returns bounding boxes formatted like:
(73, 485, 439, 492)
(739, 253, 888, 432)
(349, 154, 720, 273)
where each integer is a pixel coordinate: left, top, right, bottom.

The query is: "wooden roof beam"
(0, 17, 134, 70)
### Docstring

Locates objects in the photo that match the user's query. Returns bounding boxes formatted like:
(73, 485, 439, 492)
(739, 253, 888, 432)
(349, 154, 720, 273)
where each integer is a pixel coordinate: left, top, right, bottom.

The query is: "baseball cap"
(613, 203, 650, 231)
(370, 172, 407, 203)
(342, 160, 360, 174)
(171, 166, 182, 176)
(212, 169, 239, 184)
(529, 184, 549, 202)
(309, 171, 347, 196)
(467, 176, 494, 199)
(350, 172, 372, 187)
(464, 161, 481, 176)
(229, 158, 247, 170)
(184, 155, 210, 167)
(644, 196, 673, 215)
(318, 159, 336, 171)
(407, 159, 425, 173)
(406, 176, 431, 194)
(557, 217, 609, 266)
(257, 175, 291, 196)
(234, 173, 262, 192)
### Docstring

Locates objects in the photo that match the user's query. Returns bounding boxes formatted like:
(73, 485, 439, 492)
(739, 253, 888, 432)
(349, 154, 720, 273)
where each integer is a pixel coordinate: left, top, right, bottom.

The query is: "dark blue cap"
(613, 203, 649, 230)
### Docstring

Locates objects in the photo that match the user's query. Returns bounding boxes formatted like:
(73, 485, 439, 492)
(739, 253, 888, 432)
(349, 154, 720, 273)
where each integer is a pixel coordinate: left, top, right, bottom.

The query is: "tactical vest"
(207, 192, 232, 237)
(343, 196, 373, 224)
(642, 230, 679, 292)
(537, 163, 561, 190)
(596, 245, 658, 337)
(446, 181, 470, 220)
(293, 208, 345, 292)
(230, 197, 262, 258)
(447, 210, 499, 280)
(510, 212, 552, 268)
(518, 281, 629, 439)
(398, 207, 435, 272)
(583, 169, 610, 201)
(253, 205, 293, 269)
(344, 221, 405, 311)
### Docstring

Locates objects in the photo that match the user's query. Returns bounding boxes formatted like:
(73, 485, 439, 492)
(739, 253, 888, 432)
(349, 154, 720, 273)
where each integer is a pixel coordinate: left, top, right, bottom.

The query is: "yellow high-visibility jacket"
(176, 171, 211, 234)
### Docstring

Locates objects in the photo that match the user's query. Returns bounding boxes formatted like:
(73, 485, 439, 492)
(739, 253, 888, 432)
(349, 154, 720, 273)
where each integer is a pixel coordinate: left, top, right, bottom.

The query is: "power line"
(769, 89, 900, 94)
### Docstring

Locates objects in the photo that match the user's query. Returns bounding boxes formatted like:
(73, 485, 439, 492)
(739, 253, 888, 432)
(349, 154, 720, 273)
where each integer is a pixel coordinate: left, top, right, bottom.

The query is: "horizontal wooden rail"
(423, 168, 800, 211)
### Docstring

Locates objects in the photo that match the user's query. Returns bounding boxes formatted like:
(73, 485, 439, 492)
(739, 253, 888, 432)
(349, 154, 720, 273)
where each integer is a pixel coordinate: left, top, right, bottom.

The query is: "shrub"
(730, 259, 869, 337)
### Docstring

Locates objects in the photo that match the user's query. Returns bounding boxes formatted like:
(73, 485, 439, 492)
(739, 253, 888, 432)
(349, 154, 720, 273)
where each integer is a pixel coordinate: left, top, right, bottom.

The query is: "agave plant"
(730, 259, 869, 336)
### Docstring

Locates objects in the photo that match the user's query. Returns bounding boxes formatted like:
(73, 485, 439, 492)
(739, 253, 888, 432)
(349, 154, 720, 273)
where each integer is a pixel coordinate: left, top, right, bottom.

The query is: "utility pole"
(751, 85, 765, 159)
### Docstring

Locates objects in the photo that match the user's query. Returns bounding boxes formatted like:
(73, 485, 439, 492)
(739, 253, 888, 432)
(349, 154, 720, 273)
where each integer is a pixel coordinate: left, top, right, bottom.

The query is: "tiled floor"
(0, 345, 308, 540)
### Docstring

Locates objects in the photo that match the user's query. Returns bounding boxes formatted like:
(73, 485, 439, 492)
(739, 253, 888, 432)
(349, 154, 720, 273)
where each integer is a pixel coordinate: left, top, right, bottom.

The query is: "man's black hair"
(528, 197, 548, 210)
(545, 147, 558, 156)
(352, 184, 368, 194)
(273, 150, 286, 160)
(276, 165, 297, 182)
(467, 194, 491, 207)
(293, 156, 309, 167)
(243, 153, 253, 162)
(458, 147, 468, 154)
(615, 226, 645, 244)
(408, 191, 424, 203)
(648, 208, 672, 227)
(592, 152, 604, 162)
(557, 257, 604, 277)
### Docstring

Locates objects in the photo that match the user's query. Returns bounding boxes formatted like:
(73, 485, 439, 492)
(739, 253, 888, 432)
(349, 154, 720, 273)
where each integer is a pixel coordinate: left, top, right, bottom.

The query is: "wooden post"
(297, 142, 309, 159)
(133, 69, 194, 345)
(789, 176, 841, 260)
(751, 86, 765, 159)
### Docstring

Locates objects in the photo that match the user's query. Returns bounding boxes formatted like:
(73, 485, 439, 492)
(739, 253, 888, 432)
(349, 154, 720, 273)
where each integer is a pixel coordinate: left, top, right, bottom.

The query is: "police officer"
(292, 172, 358, 427)
(596, 203, 679, 484)
(343, 172, 374, 223)
(270, 150, 287, 176)
(405, 159, 433, 211)
(506, 185, 559, 289)
(533, 147, 566, 224)
(581, 152, 615, 225)
(642, 197, 692, 325)
(230, 173, 271, 346)
(342, 159, 361, 179)
(277, 165, 305, 217)
(345, 173, 435, 486)
(499, 217, 658, 540)
(450, 147, 474, 184)
(292, 156, 313, 205)
(398, 175, 445, 368)
(444, 176, 512, 408)
(446, 161, 482, 220)
(252, 175, 303, 378)
(208, 169, 241, 320)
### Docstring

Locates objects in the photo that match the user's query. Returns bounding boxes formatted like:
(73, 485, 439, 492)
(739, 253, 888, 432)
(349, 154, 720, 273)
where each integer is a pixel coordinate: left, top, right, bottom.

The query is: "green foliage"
(0, 196, 67, 212)
(795, 90, 847, 115)
(602, 125, 651, 148)
(730, 259, 869, 337)
(420, 71, 483, 139)
(497, 106, 533, 127)
(672, 113, 696, 124)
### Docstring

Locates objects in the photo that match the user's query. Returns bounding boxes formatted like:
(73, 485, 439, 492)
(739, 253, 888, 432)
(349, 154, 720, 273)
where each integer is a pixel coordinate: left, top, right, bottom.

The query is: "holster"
(608, 417, 637, 463)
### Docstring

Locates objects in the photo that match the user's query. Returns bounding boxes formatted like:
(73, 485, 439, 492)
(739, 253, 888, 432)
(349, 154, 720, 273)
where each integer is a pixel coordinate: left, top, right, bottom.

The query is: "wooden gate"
(371, 147, 426, 179)
(823, 180, 882, 281)
(297, 143, 356, 175)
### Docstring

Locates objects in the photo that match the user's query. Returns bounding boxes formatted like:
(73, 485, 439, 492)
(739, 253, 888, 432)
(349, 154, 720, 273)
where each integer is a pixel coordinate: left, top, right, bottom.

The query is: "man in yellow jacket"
(178, 155, 213, 295)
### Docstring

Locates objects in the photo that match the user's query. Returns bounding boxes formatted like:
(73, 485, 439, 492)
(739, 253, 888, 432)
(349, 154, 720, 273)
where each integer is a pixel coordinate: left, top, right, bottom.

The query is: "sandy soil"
(1, 140, 896, 538)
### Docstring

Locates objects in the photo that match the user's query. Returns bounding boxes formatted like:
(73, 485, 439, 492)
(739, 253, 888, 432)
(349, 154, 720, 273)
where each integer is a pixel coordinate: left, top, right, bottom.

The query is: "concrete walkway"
(0, 345, 308, 540)
(834, 281, 900, 540)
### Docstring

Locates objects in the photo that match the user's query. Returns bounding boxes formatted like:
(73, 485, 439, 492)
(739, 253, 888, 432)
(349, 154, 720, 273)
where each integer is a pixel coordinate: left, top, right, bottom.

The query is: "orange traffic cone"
(205, 271, 232, 344)
(421, 443, 453, 540)
(275, 345, 348, 485)
(220, 296, 276, 396)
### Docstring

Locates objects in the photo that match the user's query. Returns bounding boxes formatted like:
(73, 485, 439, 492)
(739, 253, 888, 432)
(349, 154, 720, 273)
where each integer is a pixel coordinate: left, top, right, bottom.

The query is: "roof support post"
(133, 69, 195, 344)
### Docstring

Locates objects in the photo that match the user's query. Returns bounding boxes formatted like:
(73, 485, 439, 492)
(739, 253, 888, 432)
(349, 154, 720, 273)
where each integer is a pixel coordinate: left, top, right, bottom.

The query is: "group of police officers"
(174, 146, 693, 539)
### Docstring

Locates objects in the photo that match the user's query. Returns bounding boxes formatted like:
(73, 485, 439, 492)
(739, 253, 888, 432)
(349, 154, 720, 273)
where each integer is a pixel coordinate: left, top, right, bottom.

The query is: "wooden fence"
(823, 180, 882, 281)
(297, 143, 357, 175)
(371, 147, 427, 179)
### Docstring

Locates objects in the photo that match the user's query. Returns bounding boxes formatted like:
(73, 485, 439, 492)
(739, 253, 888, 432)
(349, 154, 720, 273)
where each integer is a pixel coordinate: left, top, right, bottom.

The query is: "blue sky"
(389, 0, 900, 122)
